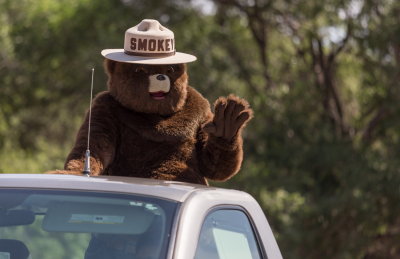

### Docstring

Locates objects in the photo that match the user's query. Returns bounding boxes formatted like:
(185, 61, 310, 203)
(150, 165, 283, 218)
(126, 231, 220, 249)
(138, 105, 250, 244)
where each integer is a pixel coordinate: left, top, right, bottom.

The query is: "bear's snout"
(149, 74, 171, 100)
(156, 75, 167, 81)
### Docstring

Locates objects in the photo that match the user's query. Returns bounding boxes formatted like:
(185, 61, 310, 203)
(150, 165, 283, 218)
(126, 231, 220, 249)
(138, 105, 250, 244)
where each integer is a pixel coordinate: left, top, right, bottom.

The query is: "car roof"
(0, 174, 247, 202)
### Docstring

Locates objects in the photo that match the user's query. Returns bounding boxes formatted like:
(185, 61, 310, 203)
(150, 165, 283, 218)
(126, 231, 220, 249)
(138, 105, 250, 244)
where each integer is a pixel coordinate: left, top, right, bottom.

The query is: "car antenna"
(83, 68, 95, 176)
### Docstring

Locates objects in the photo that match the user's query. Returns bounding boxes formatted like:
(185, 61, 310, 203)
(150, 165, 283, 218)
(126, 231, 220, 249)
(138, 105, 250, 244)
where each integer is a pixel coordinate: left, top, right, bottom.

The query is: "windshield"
(0, 189, 179, 259)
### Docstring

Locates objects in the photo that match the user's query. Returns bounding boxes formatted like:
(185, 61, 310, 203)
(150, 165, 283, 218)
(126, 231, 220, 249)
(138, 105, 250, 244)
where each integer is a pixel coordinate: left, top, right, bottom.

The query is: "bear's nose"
(156, 75, 166, 81)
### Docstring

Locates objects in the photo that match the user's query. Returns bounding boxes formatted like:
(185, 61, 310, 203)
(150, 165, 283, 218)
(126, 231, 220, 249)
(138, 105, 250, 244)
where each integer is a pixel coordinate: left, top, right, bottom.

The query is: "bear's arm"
(64, 92, 118, 175)
(196, 94, 252, 181)
(195, 114, 244, 181)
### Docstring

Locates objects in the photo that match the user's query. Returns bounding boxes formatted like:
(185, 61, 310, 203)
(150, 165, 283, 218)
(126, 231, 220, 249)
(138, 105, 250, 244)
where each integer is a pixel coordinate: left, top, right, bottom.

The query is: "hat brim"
(101, 49, 197, 64)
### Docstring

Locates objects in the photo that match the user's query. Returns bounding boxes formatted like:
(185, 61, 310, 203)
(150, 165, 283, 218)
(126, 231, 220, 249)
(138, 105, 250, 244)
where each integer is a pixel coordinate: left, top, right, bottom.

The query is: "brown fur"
(107, 62, 188, 115)
(62, 60, 252, 185)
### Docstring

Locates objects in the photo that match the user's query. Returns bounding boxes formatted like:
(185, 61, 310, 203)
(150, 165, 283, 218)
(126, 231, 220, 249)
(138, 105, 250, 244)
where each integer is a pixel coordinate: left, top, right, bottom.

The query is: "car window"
(0, 189, 178, 259)
(194, 209, 263, 259)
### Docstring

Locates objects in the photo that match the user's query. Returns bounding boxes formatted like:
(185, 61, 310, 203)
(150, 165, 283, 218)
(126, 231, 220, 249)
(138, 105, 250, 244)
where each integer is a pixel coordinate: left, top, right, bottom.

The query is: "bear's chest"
(101, 87, 210, 177)
(116, 108, 200, 142)
(112, 113, 199, 176)
(117, 125, 196, 162)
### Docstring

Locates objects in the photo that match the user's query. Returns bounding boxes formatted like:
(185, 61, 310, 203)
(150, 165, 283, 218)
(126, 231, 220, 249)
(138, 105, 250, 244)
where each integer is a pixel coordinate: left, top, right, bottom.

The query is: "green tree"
(210, 0, 400, 257)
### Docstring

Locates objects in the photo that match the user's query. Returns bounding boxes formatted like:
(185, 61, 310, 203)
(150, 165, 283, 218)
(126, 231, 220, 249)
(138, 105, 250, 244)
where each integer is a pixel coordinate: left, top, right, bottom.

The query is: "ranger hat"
(101, 19, 197, 65)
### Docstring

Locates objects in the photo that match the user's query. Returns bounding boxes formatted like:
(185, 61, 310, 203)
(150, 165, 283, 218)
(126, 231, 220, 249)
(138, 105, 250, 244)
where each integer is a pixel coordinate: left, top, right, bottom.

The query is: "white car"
(0, 174, 282, 259)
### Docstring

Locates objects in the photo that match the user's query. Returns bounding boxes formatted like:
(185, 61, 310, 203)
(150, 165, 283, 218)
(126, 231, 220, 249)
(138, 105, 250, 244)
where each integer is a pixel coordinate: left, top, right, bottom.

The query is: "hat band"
(124, 50, 176, 57)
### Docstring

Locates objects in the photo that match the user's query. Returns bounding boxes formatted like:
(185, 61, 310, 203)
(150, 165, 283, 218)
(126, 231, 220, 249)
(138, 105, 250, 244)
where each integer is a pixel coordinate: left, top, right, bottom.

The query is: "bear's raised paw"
(203, 95, 253, 140)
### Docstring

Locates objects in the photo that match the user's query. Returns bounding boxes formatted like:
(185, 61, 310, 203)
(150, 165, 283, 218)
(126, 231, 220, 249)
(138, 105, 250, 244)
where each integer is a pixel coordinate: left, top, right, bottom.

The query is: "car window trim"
(195, 205, 268, 259)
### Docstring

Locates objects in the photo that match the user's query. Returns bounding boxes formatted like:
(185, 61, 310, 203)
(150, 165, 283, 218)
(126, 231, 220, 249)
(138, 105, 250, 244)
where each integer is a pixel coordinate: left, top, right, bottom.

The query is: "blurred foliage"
(1, 0, 400, 258)
(0, 216, 90, 259)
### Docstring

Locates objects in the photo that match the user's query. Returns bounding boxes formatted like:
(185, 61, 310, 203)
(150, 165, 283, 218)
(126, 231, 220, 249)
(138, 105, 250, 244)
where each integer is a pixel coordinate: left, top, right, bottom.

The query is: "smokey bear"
(61, 19, 253, 185)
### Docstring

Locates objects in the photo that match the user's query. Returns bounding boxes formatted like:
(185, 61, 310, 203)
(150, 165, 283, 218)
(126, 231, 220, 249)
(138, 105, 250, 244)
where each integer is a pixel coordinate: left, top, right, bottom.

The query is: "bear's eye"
(167, 66, 175, 74)
(135, 67, 148, 74)
(167, 65, 180, 74)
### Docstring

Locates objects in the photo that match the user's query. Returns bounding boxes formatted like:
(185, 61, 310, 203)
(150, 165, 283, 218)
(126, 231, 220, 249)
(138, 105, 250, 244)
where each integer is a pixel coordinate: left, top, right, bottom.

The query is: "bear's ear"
(104, 59, 117, 75)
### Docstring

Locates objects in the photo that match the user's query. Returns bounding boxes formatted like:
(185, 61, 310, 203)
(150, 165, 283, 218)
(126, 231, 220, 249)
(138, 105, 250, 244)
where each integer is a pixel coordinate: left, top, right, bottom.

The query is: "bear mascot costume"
(61, 19, 253, 185)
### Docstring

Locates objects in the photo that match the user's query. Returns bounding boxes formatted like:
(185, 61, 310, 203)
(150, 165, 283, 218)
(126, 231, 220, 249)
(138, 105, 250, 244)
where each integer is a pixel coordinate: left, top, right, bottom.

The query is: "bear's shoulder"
(93, 91, 118, 106)
(90, 91, 124, 114)
(185, 86, 211, 117)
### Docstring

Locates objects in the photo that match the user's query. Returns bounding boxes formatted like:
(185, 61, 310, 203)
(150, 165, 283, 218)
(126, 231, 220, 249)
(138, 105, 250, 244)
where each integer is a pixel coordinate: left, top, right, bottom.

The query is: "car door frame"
(170, 189, 283, 259)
